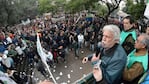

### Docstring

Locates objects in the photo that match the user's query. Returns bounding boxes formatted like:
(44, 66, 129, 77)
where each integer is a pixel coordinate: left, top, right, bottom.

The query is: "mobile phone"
(94, 60, 101, 69)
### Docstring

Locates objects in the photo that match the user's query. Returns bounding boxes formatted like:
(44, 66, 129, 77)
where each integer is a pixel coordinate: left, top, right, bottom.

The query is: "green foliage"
(0, 0, 38, 26)
(0, 0, 122, 26)
(92, 3, 108, 16)
(65, 0, 84, 13)
(0, 0, 16, 26)
(126, 0, 146, 20)
(38, 0, 67, 14)
(65, 0, 99, 13)
(65, 0, 121, 22)
(38, 0, 51, 13)
(0, 12, 7, 26)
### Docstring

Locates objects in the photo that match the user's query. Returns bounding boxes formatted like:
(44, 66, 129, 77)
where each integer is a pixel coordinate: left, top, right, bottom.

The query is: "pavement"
(33, 48, 94, 84)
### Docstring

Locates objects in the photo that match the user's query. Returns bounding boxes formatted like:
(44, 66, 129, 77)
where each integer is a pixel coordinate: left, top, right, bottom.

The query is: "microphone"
(95, 42, 102, 57)
(95, 48, 100, 57)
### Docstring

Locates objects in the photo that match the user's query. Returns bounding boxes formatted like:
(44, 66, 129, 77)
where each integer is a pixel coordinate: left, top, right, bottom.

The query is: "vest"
(120, 30, 137, 44)
(127, 49, 148, 72)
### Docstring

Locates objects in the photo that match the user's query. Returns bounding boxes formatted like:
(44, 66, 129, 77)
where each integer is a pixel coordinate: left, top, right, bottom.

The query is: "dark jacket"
(100, 44, 127, 84)
(89, 43, 127, 84)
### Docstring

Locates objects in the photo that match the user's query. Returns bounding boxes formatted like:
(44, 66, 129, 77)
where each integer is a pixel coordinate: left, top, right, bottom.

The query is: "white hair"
(103, 24, 120, 43)
(140, 33, 149, 48)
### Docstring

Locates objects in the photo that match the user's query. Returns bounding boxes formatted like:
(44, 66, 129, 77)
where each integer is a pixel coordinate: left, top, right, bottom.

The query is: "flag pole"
(36, 33, 57, 84)
(44, 62, 57, 84)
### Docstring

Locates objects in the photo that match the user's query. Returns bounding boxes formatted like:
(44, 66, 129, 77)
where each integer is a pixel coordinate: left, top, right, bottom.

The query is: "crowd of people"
(0, 12, 149, 84)
(0, 13, 104, 83)
(82, 16, 149, 84)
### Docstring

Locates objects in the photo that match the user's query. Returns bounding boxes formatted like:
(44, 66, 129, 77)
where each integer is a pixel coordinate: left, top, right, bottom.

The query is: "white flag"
(144, 3, 149, 19)
(36, 33, 53, 64)
(36, 33, 56, 84)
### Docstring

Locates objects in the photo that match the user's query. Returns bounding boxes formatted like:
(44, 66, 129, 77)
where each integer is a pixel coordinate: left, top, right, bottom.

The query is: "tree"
(91, 3, 108, 17)
(65, 0, 99, 13)
(0, 0, 16, 26)
(0, 0, 38, 26)
(65, 0, 122, 22)
(38, 0, 52, 13)
(126, 0, 146, 20)
(38, 0, 66, 14)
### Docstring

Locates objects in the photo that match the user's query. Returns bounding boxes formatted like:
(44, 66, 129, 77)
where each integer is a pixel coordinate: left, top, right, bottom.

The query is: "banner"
(21, 18, 31, 25)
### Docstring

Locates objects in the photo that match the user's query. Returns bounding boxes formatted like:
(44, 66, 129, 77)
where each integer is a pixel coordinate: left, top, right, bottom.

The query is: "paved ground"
(33, 48, 94, 84)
